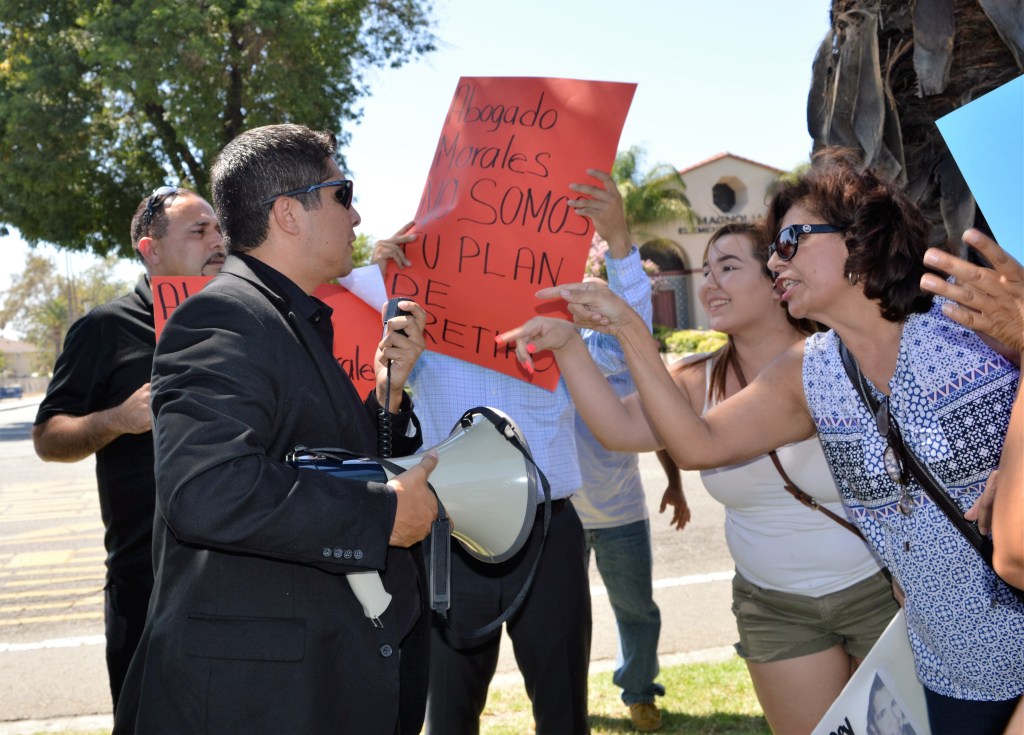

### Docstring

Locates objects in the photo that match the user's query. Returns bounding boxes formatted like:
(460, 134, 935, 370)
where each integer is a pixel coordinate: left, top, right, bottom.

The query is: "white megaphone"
(388, 407, 540, 561)
(289, 407, 542, 622)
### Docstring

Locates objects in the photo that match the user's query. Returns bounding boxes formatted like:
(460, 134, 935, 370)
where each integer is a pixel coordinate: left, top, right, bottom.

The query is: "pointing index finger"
(535, 282, 589, 301)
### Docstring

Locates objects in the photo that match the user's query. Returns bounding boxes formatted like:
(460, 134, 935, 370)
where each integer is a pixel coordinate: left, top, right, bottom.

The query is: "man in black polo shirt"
(32, 187, 225, 713)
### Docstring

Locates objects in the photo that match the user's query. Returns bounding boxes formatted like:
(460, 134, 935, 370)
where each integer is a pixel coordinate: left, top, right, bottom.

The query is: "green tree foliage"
(0, 252, 131, 371)
(352, 232, 374, 268)
(768, 161, 811, 196)
(0, 0, 436, 258)
(612, 145, 697, 241)
(586, 145, 697, 280)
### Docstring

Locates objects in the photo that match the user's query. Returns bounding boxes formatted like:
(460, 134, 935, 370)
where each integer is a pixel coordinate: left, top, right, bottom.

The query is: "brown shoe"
(629, 701, 662, 731)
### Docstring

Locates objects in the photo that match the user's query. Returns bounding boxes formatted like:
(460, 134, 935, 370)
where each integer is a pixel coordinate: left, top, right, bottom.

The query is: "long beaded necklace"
(844, 344, 915, 516)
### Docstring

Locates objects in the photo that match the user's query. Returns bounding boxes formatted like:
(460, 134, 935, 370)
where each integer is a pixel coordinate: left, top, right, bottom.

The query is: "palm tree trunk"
(809, 0, 1022, 248)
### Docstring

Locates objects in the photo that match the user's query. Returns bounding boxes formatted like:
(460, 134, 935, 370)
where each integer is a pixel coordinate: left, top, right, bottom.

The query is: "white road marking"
(1, 572, 734, 651)
(591, 570, 732, 597)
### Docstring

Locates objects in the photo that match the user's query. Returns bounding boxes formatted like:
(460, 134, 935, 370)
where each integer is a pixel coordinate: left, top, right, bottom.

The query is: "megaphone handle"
(429, 509, 451, 616)
(375, 456, 451, 617)
(346, 570, 393, 627)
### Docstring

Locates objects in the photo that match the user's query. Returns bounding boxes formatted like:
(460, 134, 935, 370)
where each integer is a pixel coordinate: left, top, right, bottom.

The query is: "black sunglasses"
(262, 179, 353, 209)
(142, 185, 179, 230)
(768, 224, 843, 261)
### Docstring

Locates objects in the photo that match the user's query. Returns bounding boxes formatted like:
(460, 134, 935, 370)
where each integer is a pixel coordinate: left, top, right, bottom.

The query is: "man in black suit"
(113, 123, 439, 735)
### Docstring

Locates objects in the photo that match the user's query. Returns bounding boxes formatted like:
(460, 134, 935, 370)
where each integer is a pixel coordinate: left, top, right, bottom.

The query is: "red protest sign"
(385, 77, 636, 391)
(152, 276, 210, 338)
(152, 276, 382, 398)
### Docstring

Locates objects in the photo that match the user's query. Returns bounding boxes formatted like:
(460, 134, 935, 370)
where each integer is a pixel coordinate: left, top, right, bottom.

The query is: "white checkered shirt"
(408, 247, 653, 500)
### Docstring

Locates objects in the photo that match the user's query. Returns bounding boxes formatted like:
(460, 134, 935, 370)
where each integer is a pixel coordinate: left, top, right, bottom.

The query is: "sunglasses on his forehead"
(262, 179, 354, 209)
(142, 185, 180, 229)
(769, 224, 843, 261)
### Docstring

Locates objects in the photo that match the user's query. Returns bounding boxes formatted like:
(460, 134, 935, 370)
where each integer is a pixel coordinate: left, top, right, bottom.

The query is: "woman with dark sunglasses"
(622, 222, 899, 734)
(498, 147, 1023, 734)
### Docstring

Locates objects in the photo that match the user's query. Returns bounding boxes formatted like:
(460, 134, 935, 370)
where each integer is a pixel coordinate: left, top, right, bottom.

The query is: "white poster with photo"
(811, 610, 930, 735)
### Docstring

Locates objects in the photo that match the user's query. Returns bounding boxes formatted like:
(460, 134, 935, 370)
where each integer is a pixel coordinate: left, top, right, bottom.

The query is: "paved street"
(0, 396, 737, 732)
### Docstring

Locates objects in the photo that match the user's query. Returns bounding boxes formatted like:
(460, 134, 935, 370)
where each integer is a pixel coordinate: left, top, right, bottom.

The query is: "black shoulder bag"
(838, 339, 1024, 603)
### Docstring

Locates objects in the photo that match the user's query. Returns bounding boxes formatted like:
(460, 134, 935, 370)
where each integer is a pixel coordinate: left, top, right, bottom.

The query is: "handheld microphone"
(383, 297, 410, 337)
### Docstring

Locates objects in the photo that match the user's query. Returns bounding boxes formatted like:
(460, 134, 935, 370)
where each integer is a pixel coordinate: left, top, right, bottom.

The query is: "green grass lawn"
(30, 657, 769, 735)
(481, 656, 770, 734)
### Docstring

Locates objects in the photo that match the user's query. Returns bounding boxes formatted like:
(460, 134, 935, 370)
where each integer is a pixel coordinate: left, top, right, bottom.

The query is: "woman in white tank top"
(664, 224, 895, 734)
(501, 223, 897, 735)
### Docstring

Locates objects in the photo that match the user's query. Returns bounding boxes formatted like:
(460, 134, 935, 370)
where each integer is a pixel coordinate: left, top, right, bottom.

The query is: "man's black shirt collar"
(235, 252, 334, 355)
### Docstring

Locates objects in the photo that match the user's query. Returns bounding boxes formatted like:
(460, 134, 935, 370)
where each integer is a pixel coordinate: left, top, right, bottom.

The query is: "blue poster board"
(936, 74, 1024, 263)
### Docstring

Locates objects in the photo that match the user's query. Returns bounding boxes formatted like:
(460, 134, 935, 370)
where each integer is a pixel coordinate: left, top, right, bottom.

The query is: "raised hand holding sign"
(383, 76, 636, 389)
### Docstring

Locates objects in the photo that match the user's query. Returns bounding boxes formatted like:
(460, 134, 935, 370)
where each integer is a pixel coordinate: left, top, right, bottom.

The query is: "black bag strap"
(727, 349, 864, 539)
(293, 405, 553, 643)
(837, 339, 1024, 603)
(444, 406, 553, 644)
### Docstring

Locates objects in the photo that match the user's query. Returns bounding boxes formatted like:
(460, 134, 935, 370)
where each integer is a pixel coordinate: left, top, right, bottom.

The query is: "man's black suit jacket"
(113, 256, 428, 735)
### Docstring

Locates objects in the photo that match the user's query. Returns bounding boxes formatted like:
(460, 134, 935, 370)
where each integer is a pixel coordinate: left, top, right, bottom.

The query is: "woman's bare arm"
(500, 284, 817, 469)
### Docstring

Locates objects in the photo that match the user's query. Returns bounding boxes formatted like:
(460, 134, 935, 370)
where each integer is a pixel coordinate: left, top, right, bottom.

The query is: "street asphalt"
(0, 395, 737, 733)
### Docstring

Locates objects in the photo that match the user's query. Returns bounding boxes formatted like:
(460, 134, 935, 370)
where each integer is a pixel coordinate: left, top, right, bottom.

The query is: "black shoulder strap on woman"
(837, 338, 1024, 603)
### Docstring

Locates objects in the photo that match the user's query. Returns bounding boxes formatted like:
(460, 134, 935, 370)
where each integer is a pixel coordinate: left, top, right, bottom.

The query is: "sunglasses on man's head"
(262, 179, 354, 209)
(769, 224, 843, 261)
(143, 185, 180, 230)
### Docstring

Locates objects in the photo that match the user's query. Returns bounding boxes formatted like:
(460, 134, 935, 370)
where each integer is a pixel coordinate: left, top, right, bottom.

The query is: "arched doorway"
(640, 238, 689, 329)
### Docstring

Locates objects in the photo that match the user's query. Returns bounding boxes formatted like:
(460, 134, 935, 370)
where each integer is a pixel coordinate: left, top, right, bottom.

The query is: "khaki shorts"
(731, 569, 898, 664)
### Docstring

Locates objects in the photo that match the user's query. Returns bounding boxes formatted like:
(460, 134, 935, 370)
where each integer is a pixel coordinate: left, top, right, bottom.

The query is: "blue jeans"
(584, 519, 664, 705)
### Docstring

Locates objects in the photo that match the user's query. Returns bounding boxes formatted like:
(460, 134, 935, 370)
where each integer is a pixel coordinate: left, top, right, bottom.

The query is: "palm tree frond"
(611, 146, 697, 235)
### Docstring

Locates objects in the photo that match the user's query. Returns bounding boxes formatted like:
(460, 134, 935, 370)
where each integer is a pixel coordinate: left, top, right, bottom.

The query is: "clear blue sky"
(0, 0, 832, 337)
